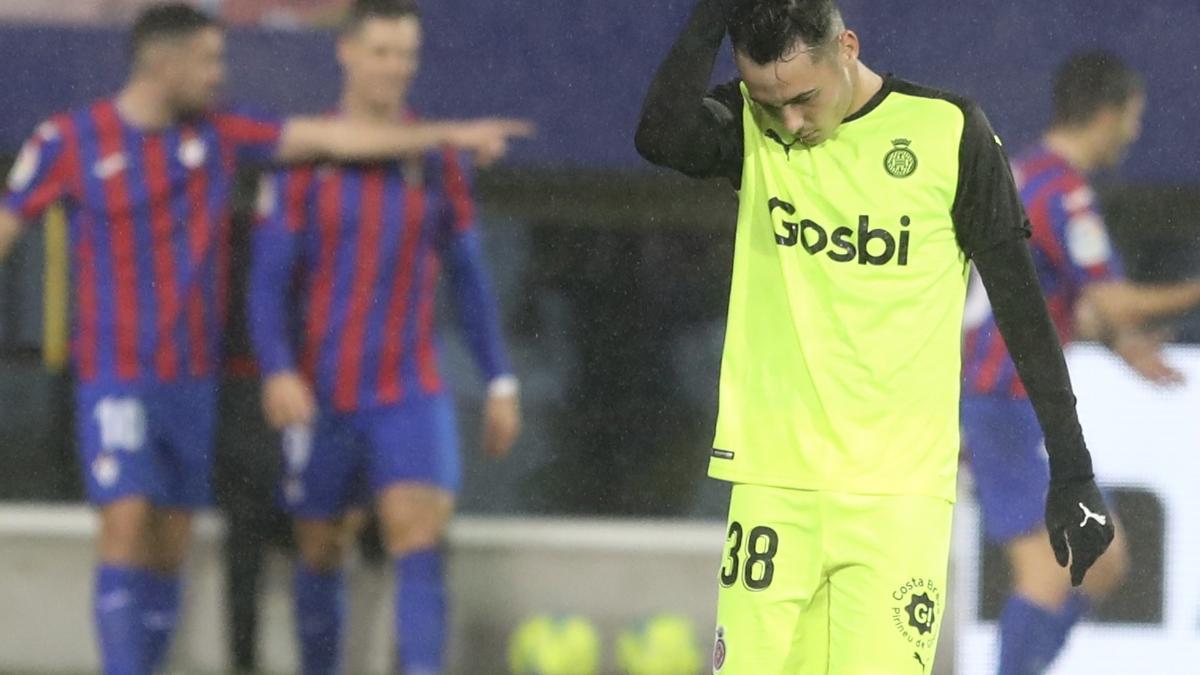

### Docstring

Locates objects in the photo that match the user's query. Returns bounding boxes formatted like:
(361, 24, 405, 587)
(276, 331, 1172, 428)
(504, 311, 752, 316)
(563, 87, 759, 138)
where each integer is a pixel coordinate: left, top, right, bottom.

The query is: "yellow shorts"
(713, 484, 952, 674)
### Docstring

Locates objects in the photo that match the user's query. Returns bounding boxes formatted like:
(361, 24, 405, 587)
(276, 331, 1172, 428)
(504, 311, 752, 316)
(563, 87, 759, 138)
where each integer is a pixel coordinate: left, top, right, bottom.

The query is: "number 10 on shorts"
(720, 521, 779, 591)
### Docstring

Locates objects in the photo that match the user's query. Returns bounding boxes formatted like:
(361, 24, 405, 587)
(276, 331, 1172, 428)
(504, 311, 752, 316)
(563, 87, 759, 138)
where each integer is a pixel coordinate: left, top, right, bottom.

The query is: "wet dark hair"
(1053, 51, 1144, 127)
(130, 3, 220, 60)
(728, 0, 843, 65)
(342, 0, 421, 35)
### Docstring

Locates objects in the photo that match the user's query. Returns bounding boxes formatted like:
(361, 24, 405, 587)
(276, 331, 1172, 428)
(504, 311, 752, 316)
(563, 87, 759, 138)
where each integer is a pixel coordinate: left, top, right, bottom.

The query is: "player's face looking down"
(735, 30, 858, 146)
(145, 26, 227, 116)
(339, 16, 422, 111)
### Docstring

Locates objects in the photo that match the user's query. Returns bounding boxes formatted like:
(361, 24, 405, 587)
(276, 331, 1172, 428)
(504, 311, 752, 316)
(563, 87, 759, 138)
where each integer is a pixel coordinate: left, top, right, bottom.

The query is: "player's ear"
(134, 42, 167, 75)
(839, 30, 860, 63)
(1090, 105, 1121, 134)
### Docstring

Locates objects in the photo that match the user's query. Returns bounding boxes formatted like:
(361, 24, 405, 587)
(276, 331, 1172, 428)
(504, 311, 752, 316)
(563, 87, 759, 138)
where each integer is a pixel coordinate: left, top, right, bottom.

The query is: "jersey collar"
(842, 74, 895, 124)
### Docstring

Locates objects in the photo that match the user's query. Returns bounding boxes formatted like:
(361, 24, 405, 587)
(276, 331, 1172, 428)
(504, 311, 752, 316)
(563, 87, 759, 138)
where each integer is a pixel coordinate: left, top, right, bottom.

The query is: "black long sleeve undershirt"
(634, 0, 741, 182)
(973, 239, 1094, 482)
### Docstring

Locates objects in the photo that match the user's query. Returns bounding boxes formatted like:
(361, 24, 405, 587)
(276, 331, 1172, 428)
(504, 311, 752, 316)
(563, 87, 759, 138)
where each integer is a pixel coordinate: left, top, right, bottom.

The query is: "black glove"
(1044, 478, 1115, 586)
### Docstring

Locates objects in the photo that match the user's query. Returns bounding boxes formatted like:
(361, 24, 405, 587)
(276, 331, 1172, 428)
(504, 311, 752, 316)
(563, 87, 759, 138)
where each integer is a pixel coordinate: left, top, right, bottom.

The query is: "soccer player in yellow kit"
(636, 0, 1116, 672)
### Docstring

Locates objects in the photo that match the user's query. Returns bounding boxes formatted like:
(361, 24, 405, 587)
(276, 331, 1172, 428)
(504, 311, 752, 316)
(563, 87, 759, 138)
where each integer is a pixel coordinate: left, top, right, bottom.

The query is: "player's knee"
(147, 510, 193, 574)
(295, 522, 347, 572)
(298, 539, 345, 572)
(379, 488, 453, 557)
(383, 511, 448, 557)
(149, 544, 190, 574)
(97, 499, 154, 565)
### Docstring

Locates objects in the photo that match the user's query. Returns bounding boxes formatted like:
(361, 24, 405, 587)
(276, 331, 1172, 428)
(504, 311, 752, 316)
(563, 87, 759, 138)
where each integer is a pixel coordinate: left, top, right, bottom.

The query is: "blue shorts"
(76, 378, 218, 509)
(280, 395, 461, 519)
(960, 395, 1050, 543)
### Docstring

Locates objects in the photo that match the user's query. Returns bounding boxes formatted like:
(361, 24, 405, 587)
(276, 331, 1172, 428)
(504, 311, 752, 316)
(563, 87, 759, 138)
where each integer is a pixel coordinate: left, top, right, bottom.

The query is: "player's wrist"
(487, 375, 519, 398)
(1048, 474, 1095, 489)
(1047, 448, 1095, 486)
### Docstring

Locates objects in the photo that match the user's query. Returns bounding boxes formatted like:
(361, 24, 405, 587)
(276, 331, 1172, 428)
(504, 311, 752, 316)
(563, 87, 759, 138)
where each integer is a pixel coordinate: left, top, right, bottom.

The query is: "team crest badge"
(713, 625, 727, 671)
(178, 137, 208, 168)
(884, 138, 918, 178)
(92, 453, 120, 488)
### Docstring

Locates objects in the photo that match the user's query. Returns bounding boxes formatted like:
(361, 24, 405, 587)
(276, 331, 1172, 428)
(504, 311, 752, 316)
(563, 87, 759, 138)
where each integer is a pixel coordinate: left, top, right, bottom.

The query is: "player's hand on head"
(481, 378, 521, 459)
(450, 118, 535, 166)
(262, 370, 316, 430)
(1045, 478, 1116, 586)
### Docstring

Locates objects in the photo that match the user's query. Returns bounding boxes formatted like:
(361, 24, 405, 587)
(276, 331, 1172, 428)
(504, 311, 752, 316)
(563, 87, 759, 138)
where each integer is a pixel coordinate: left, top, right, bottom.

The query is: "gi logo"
(890, 577, 941, 650)
(884, 138, 918, 178)
(905, 592, 936, 635)
(712, 625, 727, 671)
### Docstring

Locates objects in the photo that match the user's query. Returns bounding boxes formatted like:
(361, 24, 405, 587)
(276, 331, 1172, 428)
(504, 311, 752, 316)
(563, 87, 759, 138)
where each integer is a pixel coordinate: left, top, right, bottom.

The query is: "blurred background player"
(0, 3, 530, 674)
(248, 1, 522, 673)
(961, 51, 1200, 675)
(637, 0, 1116, 671)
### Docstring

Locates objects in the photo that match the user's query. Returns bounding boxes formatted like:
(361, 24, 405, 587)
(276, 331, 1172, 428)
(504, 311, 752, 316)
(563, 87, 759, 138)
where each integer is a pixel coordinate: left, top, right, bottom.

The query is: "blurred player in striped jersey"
(248, 1, 521, 673)
(0, 3, 529, 674)
(961, 52, 1200, 674)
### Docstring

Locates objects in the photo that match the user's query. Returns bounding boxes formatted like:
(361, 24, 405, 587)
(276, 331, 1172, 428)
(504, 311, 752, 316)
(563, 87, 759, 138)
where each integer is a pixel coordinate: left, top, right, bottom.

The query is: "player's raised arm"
(1041, 179, 1200, 330)
(275, 116, 534, 165)
(953, 102, 1115, 586)
(635, 0, 742, 181)
(1082, 280, 1200, 329)
(0, 116, 77, 262)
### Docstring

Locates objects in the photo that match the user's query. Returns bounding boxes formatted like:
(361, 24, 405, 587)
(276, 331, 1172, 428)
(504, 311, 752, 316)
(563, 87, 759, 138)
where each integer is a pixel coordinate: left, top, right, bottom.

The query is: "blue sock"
(997, 594, 1065, 675)
(1048, 593, 1090, 661)
(138, 571, 180, 674)
(396, 549, 447, 673)
(294, 564, 345, 675)
(95, 564, 146, 675)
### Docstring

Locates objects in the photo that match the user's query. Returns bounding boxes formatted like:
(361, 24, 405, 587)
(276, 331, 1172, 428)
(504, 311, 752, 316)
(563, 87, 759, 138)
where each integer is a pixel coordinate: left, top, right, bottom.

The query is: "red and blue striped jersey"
(249, 147, 510, 412)
(2, 99, 281, 384)
(962, 144, 1124, 398)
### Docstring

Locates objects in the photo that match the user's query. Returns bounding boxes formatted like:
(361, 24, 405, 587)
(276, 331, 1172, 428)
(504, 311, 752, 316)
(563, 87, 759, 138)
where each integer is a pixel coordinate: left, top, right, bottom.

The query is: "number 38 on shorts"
(719, 521, 779, 591)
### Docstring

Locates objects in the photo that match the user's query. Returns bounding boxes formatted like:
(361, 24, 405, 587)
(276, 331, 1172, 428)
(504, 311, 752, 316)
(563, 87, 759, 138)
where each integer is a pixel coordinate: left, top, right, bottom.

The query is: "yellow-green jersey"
(703, 77, 1029, 502)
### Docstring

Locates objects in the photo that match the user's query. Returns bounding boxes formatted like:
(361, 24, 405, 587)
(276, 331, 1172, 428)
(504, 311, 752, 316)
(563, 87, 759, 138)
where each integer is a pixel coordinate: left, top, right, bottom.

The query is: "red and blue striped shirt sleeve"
(215, 107, 283, 165)
(3, 115, 78, 220)
(436, 148, 512, 382)
(249, 168, 309, 376)
(1047, 183, 1124, 289)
